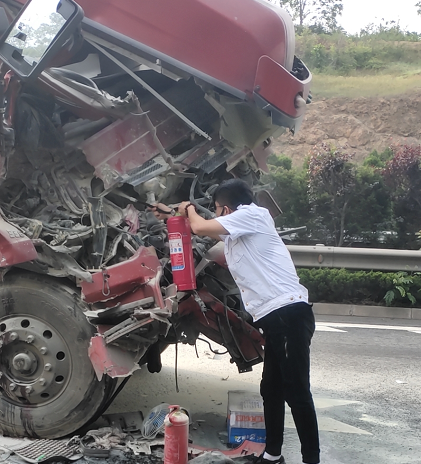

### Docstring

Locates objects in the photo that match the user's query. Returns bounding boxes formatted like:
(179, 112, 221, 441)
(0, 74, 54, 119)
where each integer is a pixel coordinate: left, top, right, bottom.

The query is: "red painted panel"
(13, 0, 307, 116)
(77, 0, 293, 97)
(0, 216, 37, 267)
(80, 246, 162, 303)
(89, 335, 141, 380)
(254, 55, 311, 118)
(178, 290, 264, 362)
(80, 103, 191, 188)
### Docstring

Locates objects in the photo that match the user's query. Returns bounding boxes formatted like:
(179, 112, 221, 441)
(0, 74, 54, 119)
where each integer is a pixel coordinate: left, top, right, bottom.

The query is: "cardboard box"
(227, 390, 266, 444)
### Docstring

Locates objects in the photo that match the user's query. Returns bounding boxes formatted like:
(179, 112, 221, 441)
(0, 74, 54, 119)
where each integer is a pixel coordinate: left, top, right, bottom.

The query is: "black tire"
(0, 272, 115, 438)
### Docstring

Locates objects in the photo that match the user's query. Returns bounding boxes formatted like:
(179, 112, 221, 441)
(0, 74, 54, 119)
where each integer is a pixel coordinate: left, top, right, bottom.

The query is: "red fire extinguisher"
(164, 405, 189, 464)
(167, 216, 196, 291)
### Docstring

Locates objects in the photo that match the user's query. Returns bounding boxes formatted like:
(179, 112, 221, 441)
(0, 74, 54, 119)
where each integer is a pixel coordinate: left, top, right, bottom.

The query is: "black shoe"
(252, 454, 286, 464)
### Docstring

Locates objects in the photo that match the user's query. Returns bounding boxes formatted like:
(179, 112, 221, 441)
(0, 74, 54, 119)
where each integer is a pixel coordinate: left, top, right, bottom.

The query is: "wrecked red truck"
(0, 0, 311, 438)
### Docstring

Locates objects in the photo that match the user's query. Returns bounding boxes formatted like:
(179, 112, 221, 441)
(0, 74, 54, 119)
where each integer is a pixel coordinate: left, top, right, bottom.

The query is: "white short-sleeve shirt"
(214, 203, 308, 321)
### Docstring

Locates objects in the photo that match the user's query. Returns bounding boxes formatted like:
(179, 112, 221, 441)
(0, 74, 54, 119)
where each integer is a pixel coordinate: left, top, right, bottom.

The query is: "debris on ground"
(189, 451, 236, 464)
(79, 427, 126, 457)
(141, 403, 171, 439)
(1, 438, 82, 463)
(126, 437, 165, 455)
(102, 411, 144, 432)
(189, 440, 264, 460)
(0, 404, 263, 464)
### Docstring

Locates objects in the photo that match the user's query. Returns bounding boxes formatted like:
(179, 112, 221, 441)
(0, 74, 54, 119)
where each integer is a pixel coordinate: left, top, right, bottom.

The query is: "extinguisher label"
(169, 232, 185, 270)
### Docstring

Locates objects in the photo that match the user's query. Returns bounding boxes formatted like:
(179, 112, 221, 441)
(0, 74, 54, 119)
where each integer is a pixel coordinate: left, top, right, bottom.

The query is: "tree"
(417, 2, 421, 15)
(307, 144, 356, 247)
(381, 144, 421, 249)
(264, 156, 311, 231)
(346, 164, 393, 247)
(271, 0, 343, 31)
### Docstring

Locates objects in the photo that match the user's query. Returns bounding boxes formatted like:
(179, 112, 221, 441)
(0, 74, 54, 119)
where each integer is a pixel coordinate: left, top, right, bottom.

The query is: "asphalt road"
(309, 316, 421, 464)
(103, 315, 421, 464)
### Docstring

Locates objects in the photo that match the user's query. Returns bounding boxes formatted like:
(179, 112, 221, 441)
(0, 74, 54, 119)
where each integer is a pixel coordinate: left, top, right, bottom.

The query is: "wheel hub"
(12, 352, 37, 374)
(0, 316, 71, 405)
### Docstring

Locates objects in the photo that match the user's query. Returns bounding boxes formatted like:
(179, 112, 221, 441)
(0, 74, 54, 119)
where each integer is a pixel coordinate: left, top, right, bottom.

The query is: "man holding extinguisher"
(153, 178, 320, 464)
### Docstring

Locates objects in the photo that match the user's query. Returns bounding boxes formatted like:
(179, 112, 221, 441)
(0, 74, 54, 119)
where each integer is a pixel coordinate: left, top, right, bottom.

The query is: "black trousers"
(257, 302, 320, 464)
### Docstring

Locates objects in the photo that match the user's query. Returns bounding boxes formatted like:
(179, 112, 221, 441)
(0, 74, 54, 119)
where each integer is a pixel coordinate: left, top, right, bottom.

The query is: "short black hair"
(212, 179, 254, 210)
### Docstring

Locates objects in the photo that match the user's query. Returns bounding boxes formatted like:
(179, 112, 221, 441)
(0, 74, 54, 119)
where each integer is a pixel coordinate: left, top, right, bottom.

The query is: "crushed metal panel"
(81, 112, 163, 189)
(0, 214, 37, 267)
(80, 246, 164, 306)
(89, 335, 141, 380)
(32, 240, 93, 281)
(80, 95, 194, 189)
(255, 190, 282, 219)
(87, 196, 107, 269)
(104, 312, 171, 344)
(38, 68, 136, 121)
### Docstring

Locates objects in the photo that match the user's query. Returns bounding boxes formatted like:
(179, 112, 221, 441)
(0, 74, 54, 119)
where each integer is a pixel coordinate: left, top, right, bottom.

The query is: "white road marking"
(316, 325, 347, 332)
(285, 397, 371, 435)
(316, 322, 421, 334)
(285, 414, 372, 434)
(360, 414, 400, 427)
(314, 398, 360, 409)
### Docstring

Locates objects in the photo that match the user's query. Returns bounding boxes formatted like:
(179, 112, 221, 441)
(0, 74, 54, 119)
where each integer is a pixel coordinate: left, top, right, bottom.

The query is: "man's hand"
(179, 201, 228, 239)
(149, 203, 173, 220)
(178, 201, 190, 218)
(151, 200, 228, 239)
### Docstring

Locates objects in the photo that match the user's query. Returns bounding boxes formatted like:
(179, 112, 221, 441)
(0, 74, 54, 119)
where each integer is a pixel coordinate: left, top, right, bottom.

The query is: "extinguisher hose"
(189, 176, 214, 219)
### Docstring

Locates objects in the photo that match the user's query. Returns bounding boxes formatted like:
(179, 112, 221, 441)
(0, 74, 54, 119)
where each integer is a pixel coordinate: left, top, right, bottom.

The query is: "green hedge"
(297, 269, 421, 307)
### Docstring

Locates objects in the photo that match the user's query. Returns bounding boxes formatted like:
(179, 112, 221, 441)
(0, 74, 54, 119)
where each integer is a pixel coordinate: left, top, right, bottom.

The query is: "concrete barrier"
(313, 303, 421, 320)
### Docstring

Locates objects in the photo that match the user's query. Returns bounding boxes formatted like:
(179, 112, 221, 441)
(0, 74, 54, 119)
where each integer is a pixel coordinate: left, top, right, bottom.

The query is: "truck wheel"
(0, 272, 115, 438)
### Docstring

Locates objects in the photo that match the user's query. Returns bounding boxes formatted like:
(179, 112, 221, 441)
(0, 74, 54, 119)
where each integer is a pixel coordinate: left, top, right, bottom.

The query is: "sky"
(339, 0, 421, 34)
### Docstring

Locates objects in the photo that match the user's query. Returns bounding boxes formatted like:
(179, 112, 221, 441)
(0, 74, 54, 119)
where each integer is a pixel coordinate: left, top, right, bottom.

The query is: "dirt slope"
(273, 89, 421, 166)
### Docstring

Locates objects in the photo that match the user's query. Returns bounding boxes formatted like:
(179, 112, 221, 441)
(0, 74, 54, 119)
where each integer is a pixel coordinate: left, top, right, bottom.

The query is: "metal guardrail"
(287, 245, 421, 272)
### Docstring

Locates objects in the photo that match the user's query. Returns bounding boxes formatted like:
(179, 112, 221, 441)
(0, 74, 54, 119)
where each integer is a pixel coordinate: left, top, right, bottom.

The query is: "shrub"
(381, 145, 421, 249)
(263, 160, 311, 230)
(363, 148, 394, 168)
(310, 43, 330, 70)
(297, 269, 421, 307)
(267, 154, 292, 170)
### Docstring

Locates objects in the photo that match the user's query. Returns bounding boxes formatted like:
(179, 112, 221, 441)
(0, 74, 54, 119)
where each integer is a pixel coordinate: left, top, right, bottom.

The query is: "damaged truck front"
(0, 0, 311, 438)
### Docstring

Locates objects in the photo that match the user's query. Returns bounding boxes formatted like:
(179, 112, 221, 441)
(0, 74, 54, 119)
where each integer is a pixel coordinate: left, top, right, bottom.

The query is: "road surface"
(105, 315, 421, 464)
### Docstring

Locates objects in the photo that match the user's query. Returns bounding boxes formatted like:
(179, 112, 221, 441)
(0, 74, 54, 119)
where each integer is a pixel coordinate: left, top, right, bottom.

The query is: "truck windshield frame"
(0, 0, 84, 81)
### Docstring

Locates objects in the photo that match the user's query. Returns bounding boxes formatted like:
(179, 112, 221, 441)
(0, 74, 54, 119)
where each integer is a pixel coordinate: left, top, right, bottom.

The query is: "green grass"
(312, 70, 421, 98)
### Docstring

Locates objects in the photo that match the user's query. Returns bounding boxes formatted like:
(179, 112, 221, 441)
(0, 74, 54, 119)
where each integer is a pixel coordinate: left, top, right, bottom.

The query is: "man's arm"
(179, 202, 228, 239)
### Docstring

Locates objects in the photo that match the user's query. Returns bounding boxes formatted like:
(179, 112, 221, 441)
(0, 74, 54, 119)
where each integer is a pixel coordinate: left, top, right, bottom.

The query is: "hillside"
(273, 88, 421, 166)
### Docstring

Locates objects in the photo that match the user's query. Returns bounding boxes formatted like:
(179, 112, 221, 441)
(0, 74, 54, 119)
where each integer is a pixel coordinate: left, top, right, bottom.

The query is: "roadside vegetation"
(296, 24, 421, 97)
(265, 144, 421, 307)
(269, 20, 421, 306)
(265, 144, 421, 250)
(297, 269, 421, 308)
(311, 73, 421, 98)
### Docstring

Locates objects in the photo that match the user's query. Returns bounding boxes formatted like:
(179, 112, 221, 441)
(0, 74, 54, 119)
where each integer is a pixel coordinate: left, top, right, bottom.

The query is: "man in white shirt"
(156, 179, 320, 464)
